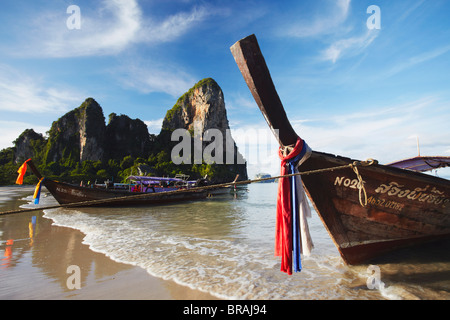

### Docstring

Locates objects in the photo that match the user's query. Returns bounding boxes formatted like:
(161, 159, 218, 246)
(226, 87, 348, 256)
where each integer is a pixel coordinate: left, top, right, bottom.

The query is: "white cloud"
(10, 1, 211, 97)
(277, 0, 378, 64)
(115, 59, 196, 97)
(283, 0, 351, 38)
(384, 44, 450, 78)
(145, 118, 164, 134)
(138, 6, 209, 44)
(18, 0, 140, 57)
(322, 30, 379, 63)
(290, 97, 450, 164)
(18, 0, 210, 58)
(0, 65, 84, 113)
(226, 94, 257, 110)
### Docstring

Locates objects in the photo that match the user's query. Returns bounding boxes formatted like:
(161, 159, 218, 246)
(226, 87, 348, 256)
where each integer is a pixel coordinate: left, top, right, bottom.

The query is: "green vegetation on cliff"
(0, 147, 239, 186)
(163, 78, 219, 125)
(0, 79, 247, 185)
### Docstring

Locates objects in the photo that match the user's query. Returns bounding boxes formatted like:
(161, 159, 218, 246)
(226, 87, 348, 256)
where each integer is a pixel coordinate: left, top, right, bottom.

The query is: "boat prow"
(231, 34, 450, 265)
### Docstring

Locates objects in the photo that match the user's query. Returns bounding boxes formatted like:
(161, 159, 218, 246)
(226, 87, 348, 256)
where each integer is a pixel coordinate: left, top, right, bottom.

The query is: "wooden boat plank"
(334, 198, 450, 235)
(341, 214, 422, 240)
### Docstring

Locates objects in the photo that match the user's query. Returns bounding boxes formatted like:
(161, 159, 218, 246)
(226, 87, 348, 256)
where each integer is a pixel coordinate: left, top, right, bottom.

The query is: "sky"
(0, 0, 449, 178)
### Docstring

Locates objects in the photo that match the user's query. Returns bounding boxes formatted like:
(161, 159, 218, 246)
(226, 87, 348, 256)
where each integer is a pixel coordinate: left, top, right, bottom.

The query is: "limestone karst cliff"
(160, 78, 247, 181)
(1, 78, 247, 184)
(105, 113, 152, 160)
(43, 98, 153, 164)
(44, 97, 106, 164)
(12, 129, 46, 164)
(162, 78, 230, 134)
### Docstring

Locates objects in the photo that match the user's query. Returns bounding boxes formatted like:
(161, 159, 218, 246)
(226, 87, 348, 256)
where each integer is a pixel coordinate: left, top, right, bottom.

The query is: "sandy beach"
(0, 186, 217, 300)
(3, 185, 449, 302)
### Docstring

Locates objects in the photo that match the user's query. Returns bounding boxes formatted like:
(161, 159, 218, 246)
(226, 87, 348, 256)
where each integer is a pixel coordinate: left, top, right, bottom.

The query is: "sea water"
(19, 184, 450, 299)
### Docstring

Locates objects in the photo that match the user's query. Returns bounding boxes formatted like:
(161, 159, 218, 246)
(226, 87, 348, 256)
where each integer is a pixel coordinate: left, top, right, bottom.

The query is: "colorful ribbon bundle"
(275, 138, 313, 275)
(16, 159, 46, 205)
(33, 178, 45, 204)
(16, 159, 31, 185)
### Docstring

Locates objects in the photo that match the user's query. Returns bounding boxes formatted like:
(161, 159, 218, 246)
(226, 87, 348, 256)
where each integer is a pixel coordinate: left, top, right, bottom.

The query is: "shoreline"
(0, 186, 218, 300)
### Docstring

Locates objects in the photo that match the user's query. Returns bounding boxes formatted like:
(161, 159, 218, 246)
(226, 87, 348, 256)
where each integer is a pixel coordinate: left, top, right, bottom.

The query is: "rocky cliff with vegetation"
(105, 113, 153, 160)
(44, 98, 106, 164)
(158, 78, 247, 182)
(0, 78, 247, 185)
(162, 78, 230, 134)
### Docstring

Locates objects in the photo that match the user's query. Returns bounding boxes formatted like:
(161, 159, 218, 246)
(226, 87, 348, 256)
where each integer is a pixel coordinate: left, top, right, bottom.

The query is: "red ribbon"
(275, 138, 303, 275)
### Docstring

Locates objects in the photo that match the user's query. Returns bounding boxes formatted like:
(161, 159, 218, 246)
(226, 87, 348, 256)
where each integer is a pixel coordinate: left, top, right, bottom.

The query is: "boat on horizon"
(231, 34, 450, 265)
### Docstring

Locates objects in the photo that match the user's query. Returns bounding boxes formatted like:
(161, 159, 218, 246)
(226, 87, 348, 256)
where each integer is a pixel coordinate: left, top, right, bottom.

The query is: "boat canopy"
(126, 175, 198, 186)
(387, 156, 450, 172)
(127, 175, 184, 183)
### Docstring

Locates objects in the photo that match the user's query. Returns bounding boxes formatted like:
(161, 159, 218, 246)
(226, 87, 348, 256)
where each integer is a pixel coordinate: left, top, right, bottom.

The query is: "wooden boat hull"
(301, 151, 450, 264)
(230, 34, 450, 264)
(42, 179, 208, 207)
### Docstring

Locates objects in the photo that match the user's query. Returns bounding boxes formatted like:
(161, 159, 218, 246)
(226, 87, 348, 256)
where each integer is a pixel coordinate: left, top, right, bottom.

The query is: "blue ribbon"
(287, 143, 309, 273)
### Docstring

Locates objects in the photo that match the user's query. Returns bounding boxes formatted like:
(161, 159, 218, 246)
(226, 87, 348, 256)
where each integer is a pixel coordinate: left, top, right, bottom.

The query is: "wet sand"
(0, 186, 217, 300)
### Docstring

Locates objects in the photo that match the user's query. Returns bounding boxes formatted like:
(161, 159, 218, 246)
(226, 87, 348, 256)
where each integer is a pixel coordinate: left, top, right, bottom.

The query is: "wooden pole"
(230, 34, 299, 147)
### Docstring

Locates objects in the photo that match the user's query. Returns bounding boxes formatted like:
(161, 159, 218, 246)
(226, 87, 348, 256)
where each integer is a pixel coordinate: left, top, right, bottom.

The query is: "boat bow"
(231, 34, 450, 265)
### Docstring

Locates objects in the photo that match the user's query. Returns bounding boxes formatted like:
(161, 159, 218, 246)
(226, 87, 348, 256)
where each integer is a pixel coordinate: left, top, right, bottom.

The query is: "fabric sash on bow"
(16, 159, 31, 185)
(33, 178, 45, 204)
(275, 137, 313, 275)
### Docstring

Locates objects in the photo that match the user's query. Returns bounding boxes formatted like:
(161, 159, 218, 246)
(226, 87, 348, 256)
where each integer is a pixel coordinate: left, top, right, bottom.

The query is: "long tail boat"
(16, 159, 208, 207)
(230, 34, 450, 265)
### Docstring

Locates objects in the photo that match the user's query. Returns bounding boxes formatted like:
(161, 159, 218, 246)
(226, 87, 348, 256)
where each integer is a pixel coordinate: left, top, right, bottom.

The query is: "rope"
(351, 163, 366, 207)
(0, 159, 376, 216)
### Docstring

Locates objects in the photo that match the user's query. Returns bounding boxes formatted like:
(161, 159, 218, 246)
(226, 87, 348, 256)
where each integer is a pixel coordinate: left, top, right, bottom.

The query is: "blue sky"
(0, 0, 449, 178)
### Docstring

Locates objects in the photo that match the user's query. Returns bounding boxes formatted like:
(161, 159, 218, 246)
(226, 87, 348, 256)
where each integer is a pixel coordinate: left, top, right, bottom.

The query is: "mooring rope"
(0, 159, 376, 216)
(351, 165, 367, 207)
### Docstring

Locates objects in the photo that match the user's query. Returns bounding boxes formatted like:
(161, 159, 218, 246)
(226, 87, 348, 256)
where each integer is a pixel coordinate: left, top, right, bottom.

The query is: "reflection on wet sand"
(0, 187, 216, 299)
